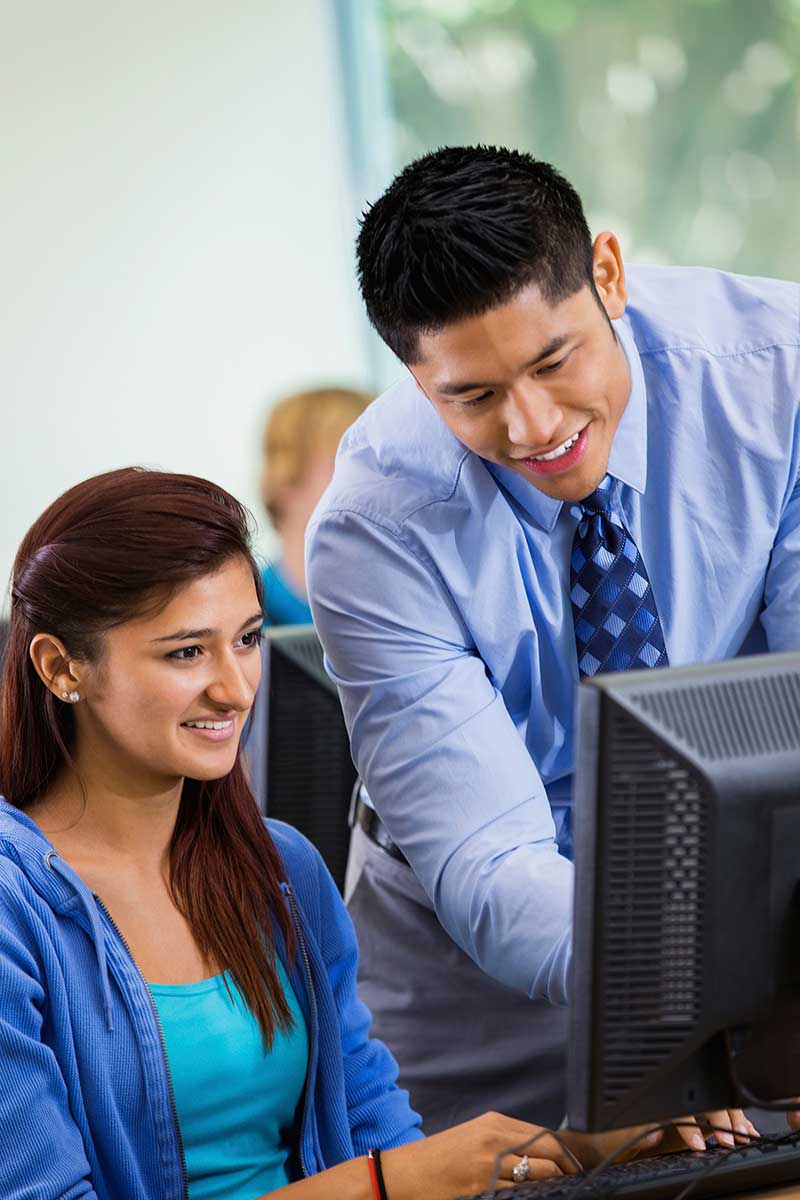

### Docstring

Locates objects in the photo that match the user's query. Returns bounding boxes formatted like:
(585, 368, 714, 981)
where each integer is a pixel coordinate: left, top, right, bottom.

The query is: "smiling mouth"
(522, 426, 587, 462)
(182, 719, 234, 731)
(513, 424, 591, 477)
(180, 717, 237, 743)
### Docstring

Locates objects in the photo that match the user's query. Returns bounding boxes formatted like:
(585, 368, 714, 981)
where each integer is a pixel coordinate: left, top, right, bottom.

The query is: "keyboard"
(458, 1135, 800, 1200)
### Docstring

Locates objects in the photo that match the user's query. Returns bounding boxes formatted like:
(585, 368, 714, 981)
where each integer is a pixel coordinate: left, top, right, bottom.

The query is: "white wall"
(0, 0, 370, 600)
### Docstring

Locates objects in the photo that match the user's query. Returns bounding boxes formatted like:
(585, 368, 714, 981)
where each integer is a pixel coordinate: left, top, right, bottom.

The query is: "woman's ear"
(29, 633, 84, 703)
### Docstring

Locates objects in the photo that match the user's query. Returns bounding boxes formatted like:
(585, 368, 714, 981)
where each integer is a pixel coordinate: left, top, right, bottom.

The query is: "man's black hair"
(357, 145, 596, 363)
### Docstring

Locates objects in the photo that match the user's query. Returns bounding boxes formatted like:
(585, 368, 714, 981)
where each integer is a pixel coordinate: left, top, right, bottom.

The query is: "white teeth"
(532, 431, 581, 462)
(184, 720, 233, 730)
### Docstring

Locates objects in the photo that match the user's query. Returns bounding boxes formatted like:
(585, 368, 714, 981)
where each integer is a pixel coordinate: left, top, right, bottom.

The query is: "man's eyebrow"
(151, 612, 264, 643)
(436, 333, 575, 396)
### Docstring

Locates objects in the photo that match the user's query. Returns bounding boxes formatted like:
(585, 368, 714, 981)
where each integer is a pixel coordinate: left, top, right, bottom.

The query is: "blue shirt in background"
(306, 265, 800, 1008)
(150, 964, 308, 1200)
(262, 561, 313, 626)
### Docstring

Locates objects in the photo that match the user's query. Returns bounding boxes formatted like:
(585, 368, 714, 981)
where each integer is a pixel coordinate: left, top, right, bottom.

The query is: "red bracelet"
(367, 1148, 388, 1200)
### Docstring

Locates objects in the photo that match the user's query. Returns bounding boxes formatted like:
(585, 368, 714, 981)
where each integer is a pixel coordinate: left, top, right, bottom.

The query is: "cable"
(490, 1120, 772, 1199)
(725, 1028, 800, 1113)
(673, 1128, 800, 1200)
(573, 1122, 761, 1200)
(489, 1126, 582, 1191)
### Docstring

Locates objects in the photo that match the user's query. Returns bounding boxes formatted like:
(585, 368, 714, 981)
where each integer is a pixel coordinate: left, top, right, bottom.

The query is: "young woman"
(0, 466, 596, 1200)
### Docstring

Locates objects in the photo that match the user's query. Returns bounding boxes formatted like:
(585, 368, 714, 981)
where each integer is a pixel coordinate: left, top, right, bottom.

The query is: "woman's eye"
(168, 645, 201, 661)
(239, 629, 263, 649)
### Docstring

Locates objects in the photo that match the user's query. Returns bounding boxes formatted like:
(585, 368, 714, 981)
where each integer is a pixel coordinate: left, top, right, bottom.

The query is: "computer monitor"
(568, 651, 800, 1132)
(245, 625, 357, 892)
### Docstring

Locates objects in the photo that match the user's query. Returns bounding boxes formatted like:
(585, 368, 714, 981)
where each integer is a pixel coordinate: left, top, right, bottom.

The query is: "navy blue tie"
(570, 475, 668, 678)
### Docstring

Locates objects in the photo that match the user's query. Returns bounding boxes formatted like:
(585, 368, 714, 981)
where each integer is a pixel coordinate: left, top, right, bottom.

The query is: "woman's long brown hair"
(0, 467, 295, 1043)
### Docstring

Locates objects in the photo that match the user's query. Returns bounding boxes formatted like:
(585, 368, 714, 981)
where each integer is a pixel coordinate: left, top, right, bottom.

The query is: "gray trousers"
(345, 822, 568, 1134)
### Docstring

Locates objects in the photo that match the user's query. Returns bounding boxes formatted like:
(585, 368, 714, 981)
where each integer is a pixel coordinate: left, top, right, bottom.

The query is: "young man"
(305, 146, 800, 1133)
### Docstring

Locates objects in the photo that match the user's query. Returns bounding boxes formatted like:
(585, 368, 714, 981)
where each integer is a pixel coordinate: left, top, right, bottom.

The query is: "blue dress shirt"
(306, 266, 800, 1006)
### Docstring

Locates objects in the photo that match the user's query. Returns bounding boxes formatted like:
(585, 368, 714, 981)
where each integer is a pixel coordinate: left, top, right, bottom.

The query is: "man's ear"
(592, 231, 627, 320)
(29, 633, 84, 703)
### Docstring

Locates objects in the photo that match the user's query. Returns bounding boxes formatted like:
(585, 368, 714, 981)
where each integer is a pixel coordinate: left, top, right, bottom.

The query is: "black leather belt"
(355, 795, 408, 865)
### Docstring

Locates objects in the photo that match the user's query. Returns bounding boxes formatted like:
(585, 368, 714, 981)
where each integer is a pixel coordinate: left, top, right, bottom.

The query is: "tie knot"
(580, 474, 615, 515)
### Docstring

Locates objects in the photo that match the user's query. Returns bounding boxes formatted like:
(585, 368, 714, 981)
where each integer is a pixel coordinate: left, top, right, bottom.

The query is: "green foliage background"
(380, 0, 799, 278)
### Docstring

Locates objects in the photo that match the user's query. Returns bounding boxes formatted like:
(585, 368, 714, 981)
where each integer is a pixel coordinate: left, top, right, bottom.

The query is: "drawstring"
(46, 851, 115, 1032)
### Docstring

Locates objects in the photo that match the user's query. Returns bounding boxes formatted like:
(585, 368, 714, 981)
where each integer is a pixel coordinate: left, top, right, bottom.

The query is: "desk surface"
(736, 1188, 800, 1200)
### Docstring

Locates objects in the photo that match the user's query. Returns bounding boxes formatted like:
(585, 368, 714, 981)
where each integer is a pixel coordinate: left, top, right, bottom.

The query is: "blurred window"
(376, 0, 799, 279)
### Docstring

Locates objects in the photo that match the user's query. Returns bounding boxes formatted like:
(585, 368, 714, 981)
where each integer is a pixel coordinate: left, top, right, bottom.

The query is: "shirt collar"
(608, 316, 648, 497)
(484, 313, 648, 532)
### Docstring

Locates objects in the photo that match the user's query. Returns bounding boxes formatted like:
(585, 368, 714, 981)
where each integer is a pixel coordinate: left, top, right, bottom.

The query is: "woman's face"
(71, 557, 263, 791)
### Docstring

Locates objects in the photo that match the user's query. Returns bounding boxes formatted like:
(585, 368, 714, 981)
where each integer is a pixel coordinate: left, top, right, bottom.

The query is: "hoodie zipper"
(93, 894, 190, 1200)
(283, 883, 318, 1179)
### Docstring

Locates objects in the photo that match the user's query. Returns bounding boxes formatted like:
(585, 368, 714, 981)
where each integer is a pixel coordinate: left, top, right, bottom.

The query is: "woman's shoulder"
(0, 853, 31, 904)
(265, 819, 342, 929)
(0, 802, 52, 915)
(266, 818, 329, 890)
(266, 817, 318, 864)
(0, 852, 51, 953)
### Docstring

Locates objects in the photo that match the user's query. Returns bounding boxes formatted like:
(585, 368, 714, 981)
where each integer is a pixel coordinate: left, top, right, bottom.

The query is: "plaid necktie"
(570, 475, 668, 678)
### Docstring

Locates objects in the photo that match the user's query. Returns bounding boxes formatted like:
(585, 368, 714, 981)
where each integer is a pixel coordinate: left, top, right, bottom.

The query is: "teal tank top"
(150, 961, 309, 1200)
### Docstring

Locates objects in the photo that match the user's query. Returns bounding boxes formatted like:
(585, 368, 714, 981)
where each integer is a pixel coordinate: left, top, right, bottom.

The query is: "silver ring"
(512, 1155, 530, 1183)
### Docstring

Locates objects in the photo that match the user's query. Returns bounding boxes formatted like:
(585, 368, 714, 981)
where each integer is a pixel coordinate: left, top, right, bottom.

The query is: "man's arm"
(761, 462, 800, 651)
(306, 508, 572, 1004)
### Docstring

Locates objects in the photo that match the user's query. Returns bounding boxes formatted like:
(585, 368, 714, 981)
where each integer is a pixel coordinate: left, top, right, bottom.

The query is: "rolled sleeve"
(762, 464, 800, 652)
(306, 508, 572, 1004)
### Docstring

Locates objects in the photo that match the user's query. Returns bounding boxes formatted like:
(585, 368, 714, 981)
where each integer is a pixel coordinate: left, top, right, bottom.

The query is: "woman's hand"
(562, 1107, 761, 1170)
(381, 1110, 579, 1199)
(268, 1111, 578, 1200)
(560, 1124, 665, 1168)
(667, 1109, 759, 1151)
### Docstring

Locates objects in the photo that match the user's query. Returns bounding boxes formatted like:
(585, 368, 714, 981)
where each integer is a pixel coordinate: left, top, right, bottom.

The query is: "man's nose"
(504, 385, 562, 450)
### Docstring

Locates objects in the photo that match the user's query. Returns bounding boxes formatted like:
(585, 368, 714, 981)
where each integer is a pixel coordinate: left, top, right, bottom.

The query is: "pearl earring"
(62, 690, 80, 703)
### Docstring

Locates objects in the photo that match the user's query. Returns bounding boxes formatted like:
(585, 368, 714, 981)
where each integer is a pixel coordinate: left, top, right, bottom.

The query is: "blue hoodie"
(0, 800, 422, 1200)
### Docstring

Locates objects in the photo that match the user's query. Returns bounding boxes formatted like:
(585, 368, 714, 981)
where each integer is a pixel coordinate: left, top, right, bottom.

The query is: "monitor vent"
(266, 638, 357, 892)
(629, 670, 800, 761)
(272, 628, 337, 694)
(601, 707, 707, 1104)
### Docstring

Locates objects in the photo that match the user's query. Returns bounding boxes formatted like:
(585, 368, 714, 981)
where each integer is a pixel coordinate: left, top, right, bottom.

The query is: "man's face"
(410, 235, 630, 504)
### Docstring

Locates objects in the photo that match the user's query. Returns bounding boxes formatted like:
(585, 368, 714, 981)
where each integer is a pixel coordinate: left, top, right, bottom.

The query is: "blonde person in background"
(261, 388, 372, 626)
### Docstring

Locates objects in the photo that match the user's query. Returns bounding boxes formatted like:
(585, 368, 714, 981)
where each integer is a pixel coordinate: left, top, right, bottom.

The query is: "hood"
(0, 797, 115, 1030)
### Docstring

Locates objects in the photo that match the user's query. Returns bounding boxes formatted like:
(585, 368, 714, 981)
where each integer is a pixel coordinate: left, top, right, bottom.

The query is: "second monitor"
(568, 651, 800, 1131)
(246, 625, 357, 893)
